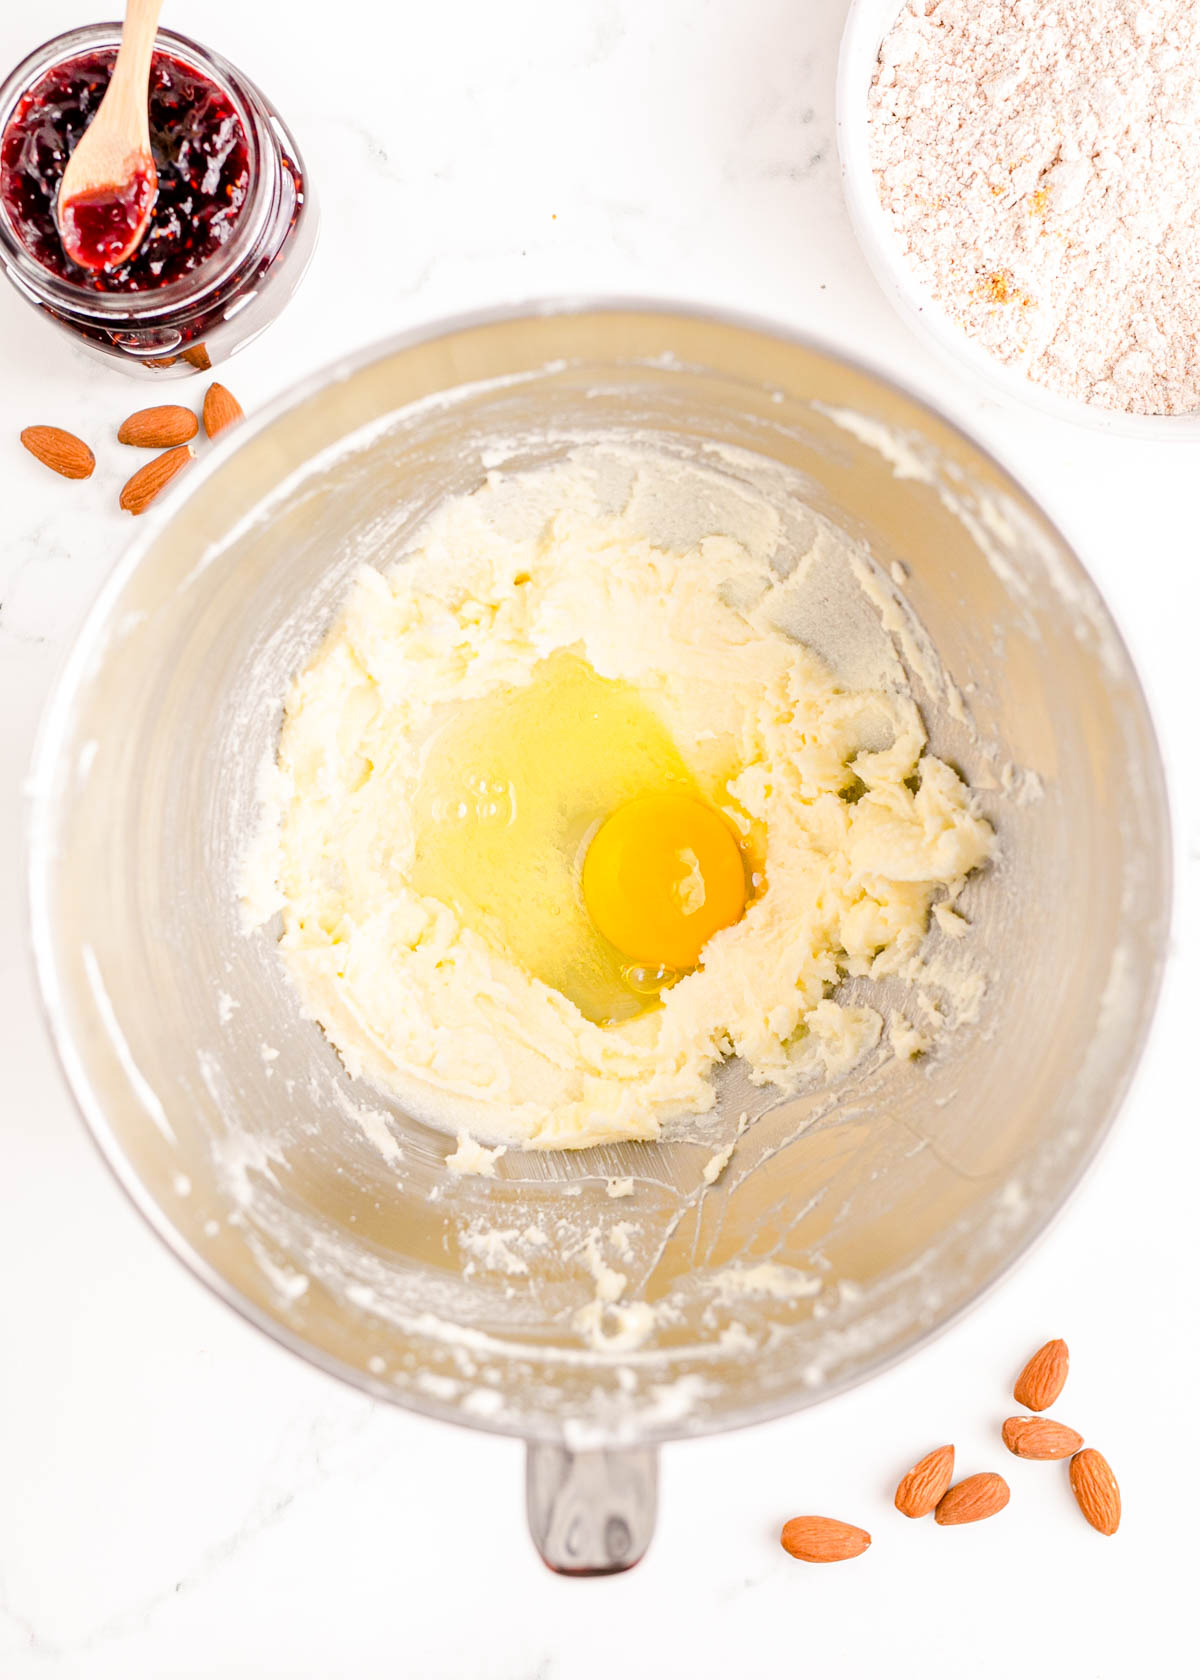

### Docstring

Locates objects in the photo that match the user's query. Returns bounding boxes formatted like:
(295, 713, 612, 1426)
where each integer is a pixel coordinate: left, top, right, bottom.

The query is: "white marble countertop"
(1, 2, 1197, 1675)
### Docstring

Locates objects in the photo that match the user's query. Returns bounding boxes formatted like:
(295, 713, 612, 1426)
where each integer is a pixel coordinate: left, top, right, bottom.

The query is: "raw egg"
(581, 791, 747, 970)
(409, 652, 746, 1024)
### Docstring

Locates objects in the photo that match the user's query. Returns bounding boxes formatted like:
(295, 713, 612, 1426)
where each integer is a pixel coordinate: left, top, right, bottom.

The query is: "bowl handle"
(525, 1441, 659, 1575)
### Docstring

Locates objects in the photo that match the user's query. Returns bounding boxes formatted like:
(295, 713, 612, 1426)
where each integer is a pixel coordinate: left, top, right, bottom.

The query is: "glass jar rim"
(0, 22, 276, 319)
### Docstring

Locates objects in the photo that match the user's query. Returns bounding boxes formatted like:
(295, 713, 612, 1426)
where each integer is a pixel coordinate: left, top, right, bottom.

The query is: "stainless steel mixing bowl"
(28, 305, 1170, 1572)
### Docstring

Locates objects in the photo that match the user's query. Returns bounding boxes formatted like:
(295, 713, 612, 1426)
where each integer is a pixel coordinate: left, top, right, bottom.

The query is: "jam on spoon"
(54, 0, 163, 271)
(58, 164, 156, 270)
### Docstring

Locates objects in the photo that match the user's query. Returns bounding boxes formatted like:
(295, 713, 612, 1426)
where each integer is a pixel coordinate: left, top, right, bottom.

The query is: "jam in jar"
(0, 26, 316, 374)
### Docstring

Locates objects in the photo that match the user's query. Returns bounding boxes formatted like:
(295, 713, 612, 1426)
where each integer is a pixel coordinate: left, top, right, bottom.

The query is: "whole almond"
(1069, 1448, 1120, 1535)
(1013, 1338, 1069, 1411)
(894, 1444, 955, 1518)
(1002, 1415, 1084, 1461)
(118, 405, 198, 449)
(202, 382, 243, 438)
(20, 425, 95, 480)
(780, 1516, 871, 1562)
(119, 446, 193, 515)
(182, 342, 212, 370)
(934, 1472, 1010, 1526)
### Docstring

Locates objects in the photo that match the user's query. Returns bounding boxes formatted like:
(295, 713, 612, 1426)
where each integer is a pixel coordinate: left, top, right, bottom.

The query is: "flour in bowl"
(869, 0, 1200, 415)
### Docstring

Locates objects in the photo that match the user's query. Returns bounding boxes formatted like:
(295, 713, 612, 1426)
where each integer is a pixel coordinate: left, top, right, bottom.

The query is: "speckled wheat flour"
(869, 0, 1200, 415)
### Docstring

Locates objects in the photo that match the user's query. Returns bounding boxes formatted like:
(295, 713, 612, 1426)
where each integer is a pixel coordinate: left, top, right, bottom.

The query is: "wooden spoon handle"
(100, 0, 166, 150)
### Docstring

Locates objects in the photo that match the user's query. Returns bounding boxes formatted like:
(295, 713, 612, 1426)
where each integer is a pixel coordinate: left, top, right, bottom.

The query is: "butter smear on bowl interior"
(243, 445, 993, 1150)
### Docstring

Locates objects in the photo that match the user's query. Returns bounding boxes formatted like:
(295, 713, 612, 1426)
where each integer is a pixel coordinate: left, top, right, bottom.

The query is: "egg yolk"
(581, 791, 748, 972)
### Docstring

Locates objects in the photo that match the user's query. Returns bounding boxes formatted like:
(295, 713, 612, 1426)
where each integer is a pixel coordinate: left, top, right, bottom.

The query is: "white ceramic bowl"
(836, 0, 1200, 438)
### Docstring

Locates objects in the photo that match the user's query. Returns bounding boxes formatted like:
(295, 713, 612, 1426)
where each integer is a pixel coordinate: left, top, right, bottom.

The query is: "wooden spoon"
(56, 0, 165, 271)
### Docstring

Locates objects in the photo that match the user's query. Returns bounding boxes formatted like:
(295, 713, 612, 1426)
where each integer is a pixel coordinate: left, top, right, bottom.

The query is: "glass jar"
(0, 24, 317, 377)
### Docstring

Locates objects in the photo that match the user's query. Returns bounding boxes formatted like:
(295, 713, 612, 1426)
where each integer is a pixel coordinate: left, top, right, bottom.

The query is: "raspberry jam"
(58, 163, 157, 272)
(0, 26, 315, 374)
(1, 48, 251, 290)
